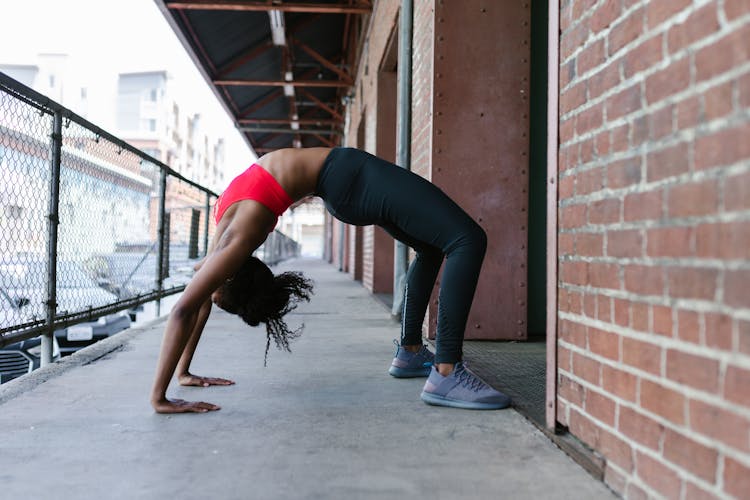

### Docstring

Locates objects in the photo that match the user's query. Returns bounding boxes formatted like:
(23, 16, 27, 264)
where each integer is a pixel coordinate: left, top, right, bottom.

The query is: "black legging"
(315, 148, 486, 364)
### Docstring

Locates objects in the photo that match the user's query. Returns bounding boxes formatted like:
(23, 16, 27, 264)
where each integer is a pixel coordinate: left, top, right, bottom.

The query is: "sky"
(0, 0, 255, 181)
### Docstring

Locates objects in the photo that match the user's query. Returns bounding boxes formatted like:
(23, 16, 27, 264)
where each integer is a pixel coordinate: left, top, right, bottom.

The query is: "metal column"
(155, 170, 167, 316)
(392, 0, 413, 316)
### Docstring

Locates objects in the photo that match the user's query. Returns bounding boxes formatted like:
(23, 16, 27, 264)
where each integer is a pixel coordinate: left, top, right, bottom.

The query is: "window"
(150, 89, 158, 101)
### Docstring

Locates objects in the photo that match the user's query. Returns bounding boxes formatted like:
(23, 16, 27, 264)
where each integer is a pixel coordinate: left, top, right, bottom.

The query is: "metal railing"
(0, 72, 299, 360)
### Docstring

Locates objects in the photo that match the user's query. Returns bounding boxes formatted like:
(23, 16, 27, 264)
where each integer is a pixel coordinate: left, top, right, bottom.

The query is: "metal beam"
(297, 88, 344, 121)
(217, 41, 274, 78)
(238, 118, 342, 126)
(166, 1, 372, 14)
(241, 127, 342, 136)
(291, 38, 353, 84)
(215, 79, 351, 88)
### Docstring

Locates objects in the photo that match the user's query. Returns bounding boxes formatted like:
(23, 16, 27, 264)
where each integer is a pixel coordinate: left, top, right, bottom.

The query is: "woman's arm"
(150, 206, 271, 413)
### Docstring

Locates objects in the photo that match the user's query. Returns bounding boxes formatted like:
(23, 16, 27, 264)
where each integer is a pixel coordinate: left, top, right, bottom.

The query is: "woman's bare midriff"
(256, 147, 332, 201)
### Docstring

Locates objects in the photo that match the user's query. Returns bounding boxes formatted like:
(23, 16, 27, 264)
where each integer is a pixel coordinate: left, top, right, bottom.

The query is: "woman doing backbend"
(150, 147, 510, 413)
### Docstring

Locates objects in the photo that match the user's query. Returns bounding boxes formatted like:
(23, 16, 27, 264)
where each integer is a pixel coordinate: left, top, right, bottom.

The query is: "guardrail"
(0, 72, 299, 361)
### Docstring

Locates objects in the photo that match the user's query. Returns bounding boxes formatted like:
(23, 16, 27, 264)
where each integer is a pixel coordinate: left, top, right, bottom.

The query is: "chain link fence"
(0, 72, 302, 372)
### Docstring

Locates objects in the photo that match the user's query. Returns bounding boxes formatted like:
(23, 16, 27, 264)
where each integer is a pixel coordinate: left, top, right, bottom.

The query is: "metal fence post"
(203, 192, 210, 256)
(43, 110, 63, 365)
(155, 169, 167, 316)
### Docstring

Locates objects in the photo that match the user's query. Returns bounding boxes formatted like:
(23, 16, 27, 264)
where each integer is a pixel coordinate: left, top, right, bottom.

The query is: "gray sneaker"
(420, 362, 511, 410)
(388, 341, 435, 378)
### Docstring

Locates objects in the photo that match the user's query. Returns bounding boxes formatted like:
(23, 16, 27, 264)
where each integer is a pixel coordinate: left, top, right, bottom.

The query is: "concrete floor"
(0, 258, 615, 500)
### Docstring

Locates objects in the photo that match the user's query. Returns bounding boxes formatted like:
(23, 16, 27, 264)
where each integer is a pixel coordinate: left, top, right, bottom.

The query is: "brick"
(668, 178, 719, 218)
(610, 123, 629, 153)
(560, 116, 576, 143)
(589, 198, 620, 224)
(598, 427, 634, 471)
(607, 156, 641, 188)
(594, 130, 610, 157)
(724, 456, 750, 499)
(624, 264, 664, 296)
(649, 104, 674, 140)
(580, 138, 596, 164)
(561, 81, 588, 114)
(723, 269, 750, 309)
(624, 189, 662, 222)
(558, 345, 572, 372)
(572, 0, 598, 23)
(677, 95, 701, 129)
(577, 105, 604, 137)
(652, 305, 673, 337)
(597, 295, 612, 322)
(562, 22, 590, 65)
(663, 428, 718, 483)
(606, 83, 643, 121)
(576, 232, 604, 256)
(725, 0, 750, 19)
(666, 349, 720, 393)
(647, 226, 693, 258)
(588, 262, 620, 289)
(697, 221, 750, 260)
(690, 398, 750, 451)
(623, 338, 662, 375)
(626, 483, 649, 500)
(602, 364, 637, 402)
(559, 232, 575, 255)
(641, 379, 686, 424)
(573, 351, 602, 385)
(577, 166, 604, 194)
(590, 0, 620, 33)
(559, 174, 575, 200)
(588, 328, 619, 361)
(623, 34, 663, 78)
(584, 293, 597, 318)
(631, 302, 649, 332)
(561, 203, 587, 229)
(561, 260, 587, 287)
(585, 388, 617, 425)
(667, 3, 720, 55)
(703, 312, 734, 351)
(614, 298, 629, 327)
(677, 309, 701, 344)
(635, 451, 682, 499)
(667, 266, 718, 301)
(569, 407, 599, 448)
(604, 466, 627, 497)
(695, 23, 750, 82)
(645, 56, 691, 105)
(630, 115, 649, 148)
(609, 7, 644, 54)
(724, 365, 750, 408)
(725, 170, 750, 211)
(619, 405, 664, 449)
(646, 0, 691, 29)
(561, 319, 587, 348)
(740, 320, 750, 356)
(559, 373, 585, 406)
(607, 229, 643, 258)
(704, 81, 734, 121)
(568, 289, 584, 315)
(578, 39, 606, 75)
(646, 142, 690, 182)
(589, 59, 621, 100)
(684, 482, 717, 500)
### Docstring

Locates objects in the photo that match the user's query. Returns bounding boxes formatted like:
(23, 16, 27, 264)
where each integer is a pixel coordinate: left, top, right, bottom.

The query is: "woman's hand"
(178, 373, 235, 387)
(151, 397, 221, 414)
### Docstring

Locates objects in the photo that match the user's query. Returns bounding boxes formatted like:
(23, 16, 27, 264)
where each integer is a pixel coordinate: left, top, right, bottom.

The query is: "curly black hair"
(213, 256, 314, 366)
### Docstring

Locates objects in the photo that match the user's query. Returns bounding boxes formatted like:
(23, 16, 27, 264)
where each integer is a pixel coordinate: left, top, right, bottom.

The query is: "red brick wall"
(556, 1, 750, 497)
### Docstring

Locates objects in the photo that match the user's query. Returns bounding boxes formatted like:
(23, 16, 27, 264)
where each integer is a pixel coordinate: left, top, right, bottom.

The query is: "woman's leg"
(317, 148, 486, 364)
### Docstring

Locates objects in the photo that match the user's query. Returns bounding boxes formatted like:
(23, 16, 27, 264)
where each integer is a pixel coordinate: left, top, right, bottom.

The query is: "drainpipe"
(392, 0, 413, 317)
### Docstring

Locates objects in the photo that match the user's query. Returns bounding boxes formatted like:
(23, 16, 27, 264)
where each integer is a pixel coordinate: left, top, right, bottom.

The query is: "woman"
(150, 147, 510, 413)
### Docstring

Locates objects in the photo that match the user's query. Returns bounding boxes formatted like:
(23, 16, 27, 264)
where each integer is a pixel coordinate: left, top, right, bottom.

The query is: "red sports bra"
(213, 164, 294, 228)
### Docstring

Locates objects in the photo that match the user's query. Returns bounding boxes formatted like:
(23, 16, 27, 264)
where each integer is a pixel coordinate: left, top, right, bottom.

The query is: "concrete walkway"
(0, 259, 614, 500)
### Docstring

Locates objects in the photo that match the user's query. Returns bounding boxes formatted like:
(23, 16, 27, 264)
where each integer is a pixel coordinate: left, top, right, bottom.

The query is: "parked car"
(0, 336, 61, 384)
(0, 258, 132, 357)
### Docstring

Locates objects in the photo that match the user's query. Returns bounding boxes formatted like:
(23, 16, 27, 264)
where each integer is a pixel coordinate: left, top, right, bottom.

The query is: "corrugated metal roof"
(154, 0, 372, 154)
